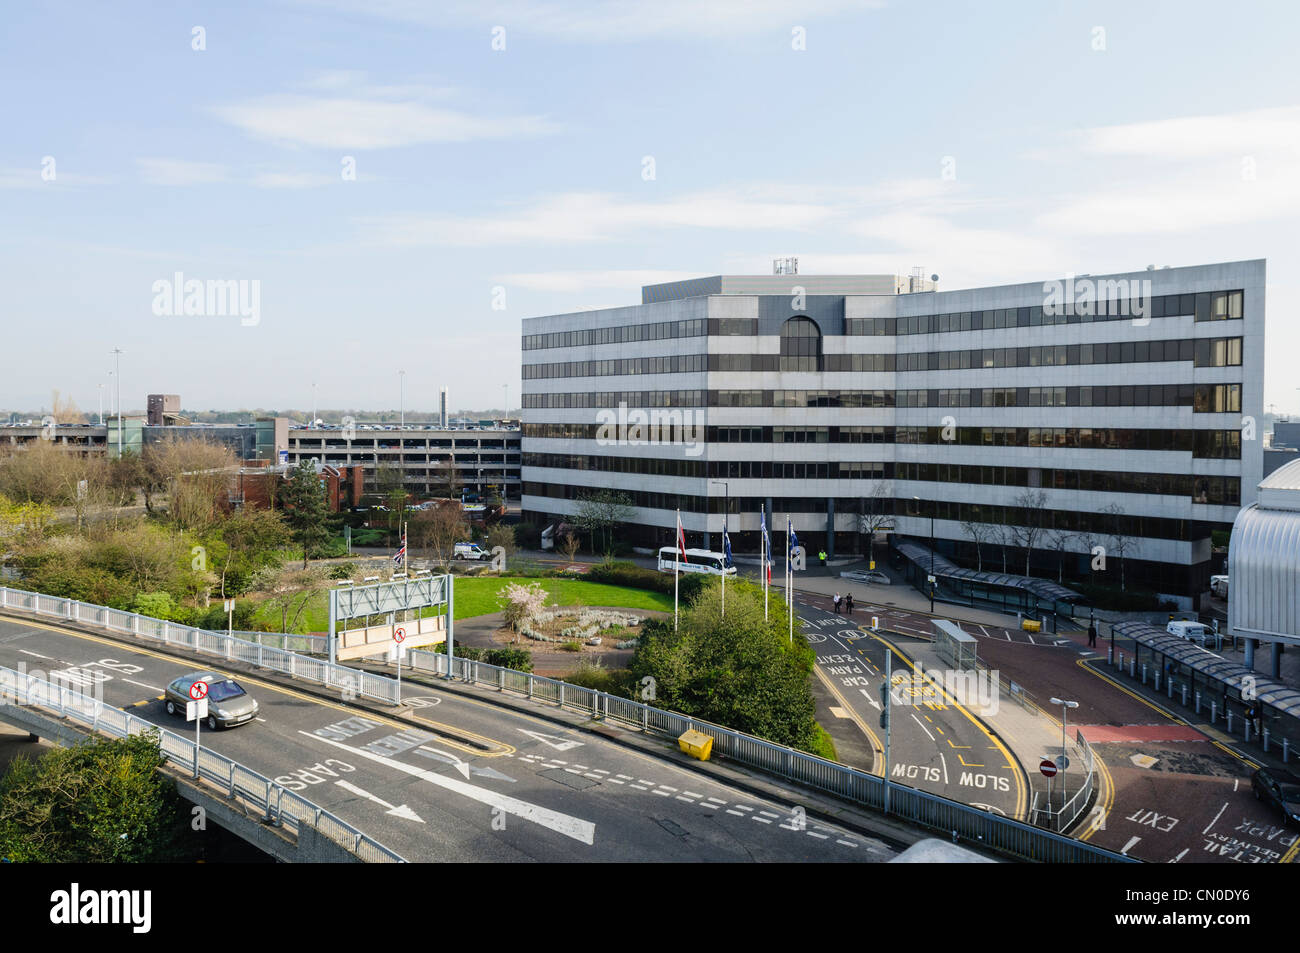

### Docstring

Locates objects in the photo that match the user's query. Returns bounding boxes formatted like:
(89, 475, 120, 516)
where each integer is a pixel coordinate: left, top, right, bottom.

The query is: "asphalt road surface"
(798, 602, 1025, 820)
(0, 614, 900, 863)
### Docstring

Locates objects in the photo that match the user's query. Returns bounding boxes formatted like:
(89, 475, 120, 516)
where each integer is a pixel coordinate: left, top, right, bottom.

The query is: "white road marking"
(675, 796, 695, 803)
(939, 751, 949, 786)
(1233, 778, 1239, 791)
(684, 791, 703, 799)
(837, 839, 858, 848)
(334, 779, 425, 823)
(1026, 632, 1036, 645)
(726, 809, 744, 816)
(806, 831, 829, 839)
(254, 717, 267, 722)
(630, 784, 648, 791)
(659, 785, 678, 792)
(1202, 801, 1228, 835)
(1170, 848, 1188, 863)
(303, 732, 596, 844)
(1120, 836, 1141, 855)
(734, 805, 753, 812)
(516, 729, 584, 751)
(753, 816, 772, 824)
(608, 778, 625, 784)
(615, 774, 633, 780)
(910, 711, 936, 741)
(653, 789, 672, 797)
(18, 649, 50, 659)
(758, 810, 779, 819)
(123, 677, 164, 693)
(417, 745, 471, 779)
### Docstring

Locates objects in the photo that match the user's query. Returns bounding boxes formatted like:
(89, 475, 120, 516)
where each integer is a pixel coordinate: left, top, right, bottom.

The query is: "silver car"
(164, 672, 260, 730)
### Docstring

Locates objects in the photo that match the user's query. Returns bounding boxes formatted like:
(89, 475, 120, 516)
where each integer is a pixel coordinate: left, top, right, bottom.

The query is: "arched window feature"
(780, 316, 823, 371)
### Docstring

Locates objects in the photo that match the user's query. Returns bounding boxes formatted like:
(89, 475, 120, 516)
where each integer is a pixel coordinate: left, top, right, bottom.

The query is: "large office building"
(521, 260, 1264, 604)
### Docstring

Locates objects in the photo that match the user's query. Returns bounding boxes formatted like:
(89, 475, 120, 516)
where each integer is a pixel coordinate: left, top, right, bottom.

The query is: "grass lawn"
(247, 575, 673, 632)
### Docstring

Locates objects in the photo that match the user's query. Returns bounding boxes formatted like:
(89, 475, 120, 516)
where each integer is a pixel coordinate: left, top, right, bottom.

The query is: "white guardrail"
(0, 585, 1129, 863)
(0, 662, 405, 863)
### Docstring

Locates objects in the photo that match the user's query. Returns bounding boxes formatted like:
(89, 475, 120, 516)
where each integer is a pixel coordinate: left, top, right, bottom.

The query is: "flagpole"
(720, 515, 726, 619)
(674, 509, 680, 631)
(787, 517, 793, 645)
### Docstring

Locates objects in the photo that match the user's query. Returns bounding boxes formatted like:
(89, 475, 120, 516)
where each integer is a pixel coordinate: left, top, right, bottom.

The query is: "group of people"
(832, 592, 854, 615)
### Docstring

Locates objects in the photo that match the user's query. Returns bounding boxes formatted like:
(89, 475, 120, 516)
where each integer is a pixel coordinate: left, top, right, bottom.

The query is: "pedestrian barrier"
(0, 585, 1130, 863)
(0, 663, 404, 863)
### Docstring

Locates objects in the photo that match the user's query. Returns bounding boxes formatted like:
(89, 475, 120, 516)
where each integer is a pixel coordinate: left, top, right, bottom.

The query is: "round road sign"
(394, 627, 406, 643)
(1039, 758, 1058, 778)
(1055, 754, 1070, 772)
(188, 681, 208, 701)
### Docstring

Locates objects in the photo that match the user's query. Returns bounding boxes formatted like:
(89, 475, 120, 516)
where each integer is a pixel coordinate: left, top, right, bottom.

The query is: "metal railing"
(0, 587, 397, 706)
(405, 647, 1130, 863)
(0, 584, 1129, 862)
(0, 663, 404, 863)
(1029, 729, 1097, 833)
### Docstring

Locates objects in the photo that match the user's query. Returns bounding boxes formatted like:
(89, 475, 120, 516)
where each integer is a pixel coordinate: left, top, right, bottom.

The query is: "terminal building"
(520, 260, 1264, 605)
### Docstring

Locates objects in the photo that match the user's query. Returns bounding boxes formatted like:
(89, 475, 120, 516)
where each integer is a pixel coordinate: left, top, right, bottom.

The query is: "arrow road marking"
(517, 729, 584, 751)
(303, 732, 595, 845)
(416, 745, 471, 779)
(335, 779, 425, 823)
(858, 687, 880, 711)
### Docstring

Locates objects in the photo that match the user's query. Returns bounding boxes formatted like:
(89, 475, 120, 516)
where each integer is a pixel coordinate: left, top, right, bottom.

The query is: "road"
(797, 601, 1025, 820)
(0, 614, 900, 863)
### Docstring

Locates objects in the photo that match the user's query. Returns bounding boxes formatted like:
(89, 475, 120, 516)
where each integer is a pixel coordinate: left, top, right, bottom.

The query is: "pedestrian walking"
(844, 593, 854, 615)
(832, 592, 841, 615)
(1088, 621, 1097, 648)
(819, 550, 828, 567)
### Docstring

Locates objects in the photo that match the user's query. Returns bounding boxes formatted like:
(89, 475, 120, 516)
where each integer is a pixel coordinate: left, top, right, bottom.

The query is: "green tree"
(0, 733, 188, 862)
(279, 461, 331, 568)
(629, 577, 831, 757)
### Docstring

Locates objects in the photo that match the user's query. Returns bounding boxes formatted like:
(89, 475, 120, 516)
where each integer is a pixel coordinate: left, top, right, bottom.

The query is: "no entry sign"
(189, 681, 209, 701)
(1039, 758, 1058, 778)
(394, 627, 406, 643)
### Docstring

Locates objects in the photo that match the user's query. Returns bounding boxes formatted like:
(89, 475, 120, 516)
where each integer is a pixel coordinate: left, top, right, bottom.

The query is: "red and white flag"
(676, 511, 688, 564)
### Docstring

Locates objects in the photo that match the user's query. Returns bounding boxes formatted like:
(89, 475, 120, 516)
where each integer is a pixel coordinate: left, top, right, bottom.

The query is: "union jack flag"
(393, 530, 406, 566)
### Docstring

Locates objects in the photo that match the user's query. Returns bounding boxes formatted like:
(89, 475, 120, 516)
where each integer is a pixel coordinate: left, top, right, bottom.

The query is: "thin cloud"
(137, 158, 230, 185)
(292, 0, 883, 42)
(212, 93, 559, 150)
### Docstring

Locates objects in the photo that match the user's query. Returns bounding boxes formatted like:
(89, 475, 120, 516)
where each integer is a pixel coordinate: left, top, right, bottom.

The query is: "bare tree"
(572, 490, 635, 556)
(431, 455, 463, 502)
(559, 529, 580, 563)
(1044, 529, 1077, 583)
(961, 518, 998, 572)
(1006, 489, 1049, 577)
(857, 480, 894, 563)
(1099, 503, 1139, 591)
(410, 502, 469, 571)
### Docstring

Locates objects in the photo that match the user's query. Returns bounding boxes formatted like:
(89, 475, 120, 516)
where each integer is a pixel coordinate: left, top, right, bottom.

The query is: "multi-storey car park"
(520, 260, 1264, 608)
(287, 424, 521, 503)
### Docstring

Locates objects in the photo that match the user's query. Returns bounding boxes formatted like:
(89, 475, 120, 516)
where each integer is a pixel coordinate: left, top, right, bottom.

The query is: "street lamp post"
(1050, 697, 1079, 817)
(111, 348, 123, 457)
(399, 370, 406, 431)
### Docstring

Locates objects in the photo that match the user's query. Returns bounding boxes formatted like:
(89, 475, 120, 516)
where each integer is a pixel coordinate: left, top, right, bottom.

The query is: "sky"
(1, 0, 1298, 417)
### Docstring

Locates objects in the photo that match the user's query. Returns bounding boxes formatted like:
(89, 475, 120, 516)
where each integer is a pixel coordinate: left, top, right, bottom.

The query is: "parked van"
(1167, 619, 1214, 647)
(454, 542, 491, 561)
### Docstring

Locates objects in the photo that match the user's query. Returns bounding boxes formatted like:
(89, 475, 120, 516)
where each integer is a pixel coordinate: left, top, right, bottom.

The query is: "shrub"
(559, 641, 582, 652)
(328, 561, 356, 580)
(562, 660, 633, 696)
(483, 648, 533, 673)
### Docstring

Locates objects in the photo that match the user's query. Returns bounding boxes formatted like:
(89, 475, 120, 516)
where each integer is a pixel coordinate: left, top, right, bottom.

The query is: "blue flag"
(788, 518, 799, 566)
(761, 507, 771, 584)
(722, 519, 733, 568)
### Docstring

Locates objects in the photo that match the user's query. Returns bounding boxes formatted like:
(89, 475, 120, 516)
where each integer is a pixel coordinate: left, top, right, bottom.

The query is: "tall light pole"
(311, 382, 317, 430)
(111, 347, 123, 457)
(503, 383, 509, 419)
(98, 383, 104, 426)
(1049, 697, 1078, 816)
(399, 370, 406, 431)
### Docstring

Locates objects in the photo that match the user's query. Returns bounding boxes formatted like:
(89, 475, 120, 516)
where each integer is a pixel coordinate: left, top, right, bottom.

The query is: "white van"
(454, 542, 491, 561)
(1167, 619, 1214, 647)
